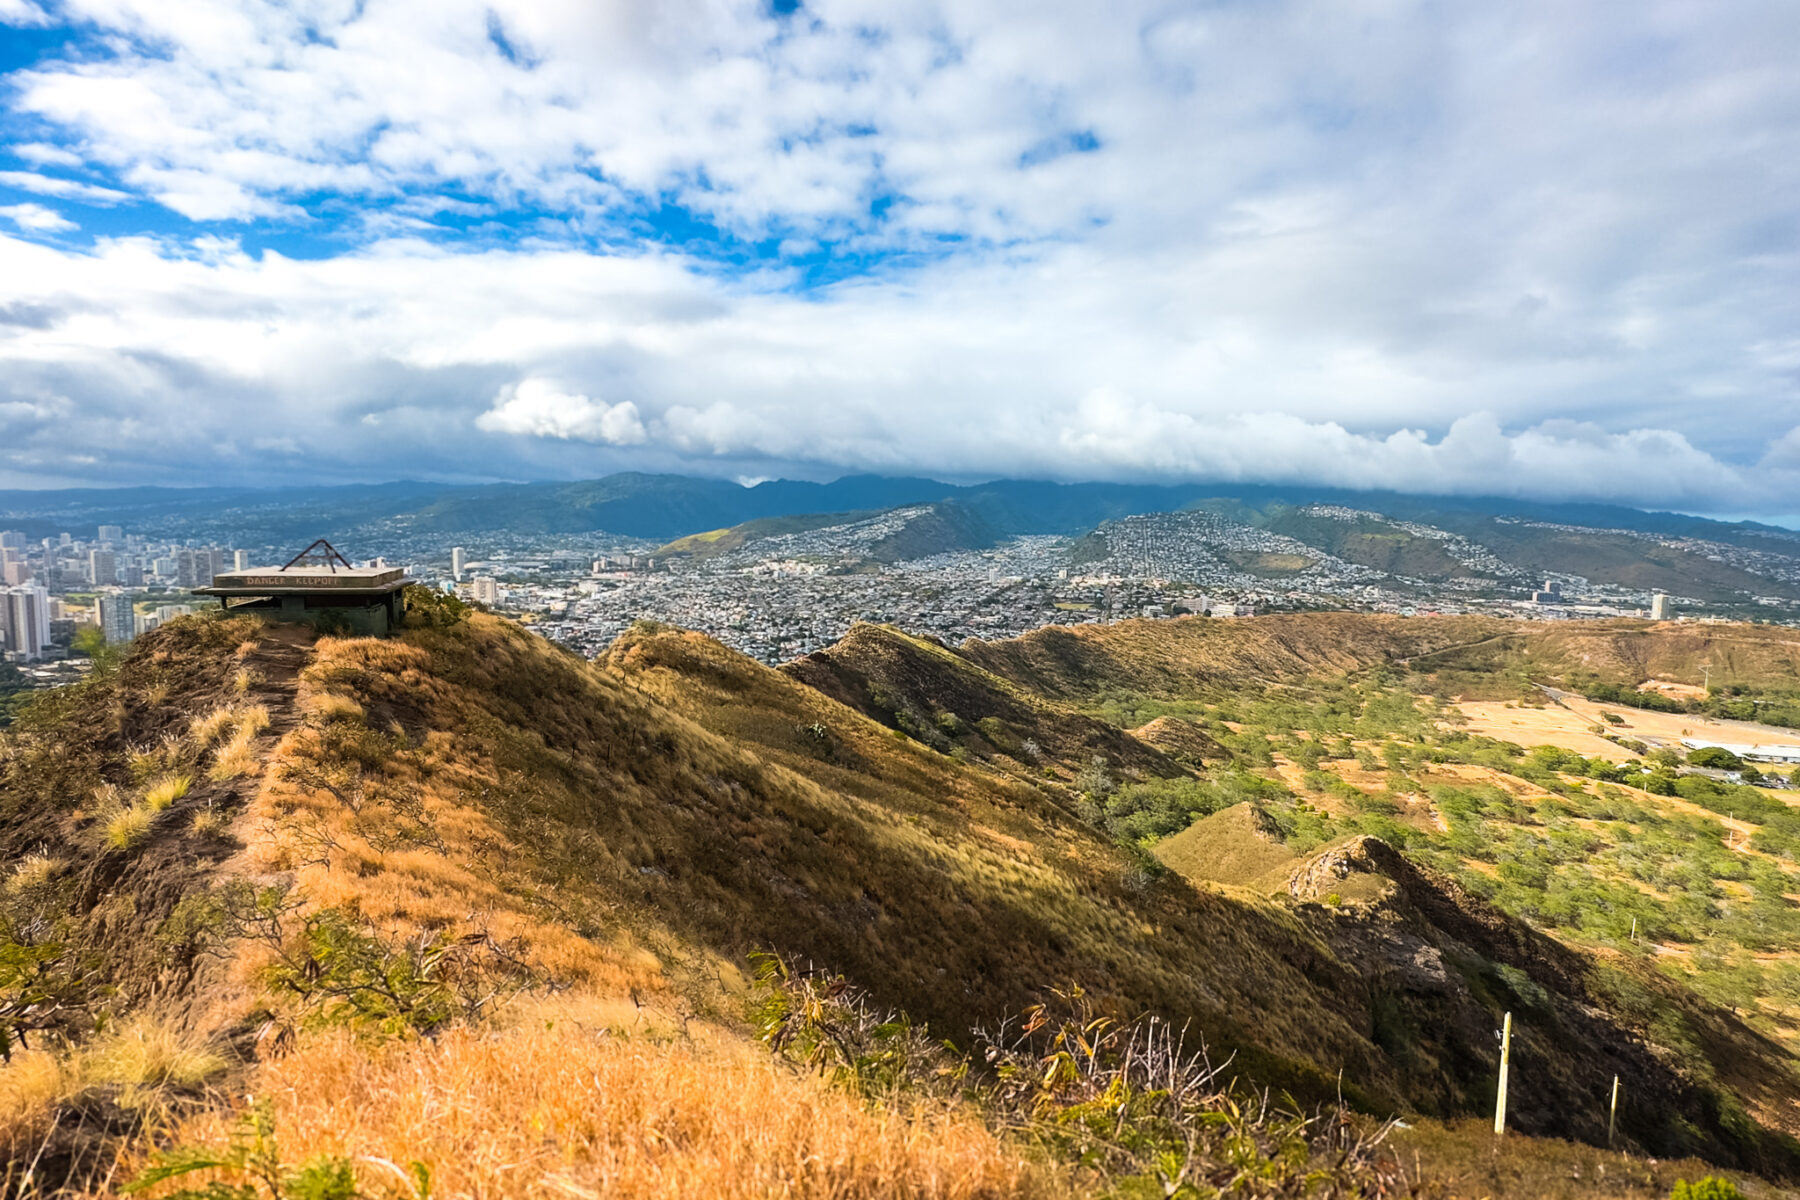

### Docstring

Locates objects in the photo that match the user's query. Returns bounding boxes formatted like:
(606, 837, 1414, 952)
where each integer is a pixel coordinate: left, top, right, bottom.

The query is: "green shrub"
(0, 917, 103, 1060)
(401, 584, 470, 630)
(750, 956, 1409, 1197)
(125, 1100, 426, 1200)
(1669, 1176, 1745, 1200)
(179, 883, 539, 1039)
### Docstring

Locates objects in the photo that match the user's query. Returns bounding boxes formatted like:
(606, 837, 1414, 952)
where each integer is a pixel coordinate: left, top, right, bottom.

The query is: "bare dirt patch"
(1642, 678, 1709, 701)
(1452, 700, 1630, 760)
(1553, 690, 1800, 755)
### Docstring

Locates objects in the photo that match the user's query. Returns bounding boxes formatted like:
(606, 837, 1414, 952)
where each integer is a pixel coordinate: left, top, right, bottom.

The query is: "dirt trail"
(244, 622, 314, 737)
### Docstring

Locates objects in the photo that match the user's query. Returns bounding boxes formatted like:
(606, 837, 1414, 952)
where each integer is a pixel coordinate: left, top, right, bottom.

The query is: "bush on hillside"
(125, 1100, 385, 1200)
(750, 954, 1412, 1198)
(173, 882, 540, 1040)
(0, 918, 105, 1061)
(402, 584, 470, 630)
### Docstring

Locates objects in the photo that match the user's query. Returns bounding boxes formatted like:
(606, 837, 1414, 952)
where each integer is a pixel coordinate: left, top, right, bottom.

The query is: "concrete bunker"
(196, 539, 412, 636)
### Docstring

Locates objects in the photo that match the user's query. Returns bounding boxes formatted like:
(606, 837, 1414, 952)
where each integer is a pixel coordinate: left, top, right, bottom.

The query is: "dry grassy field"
(1455, 691, 1800, 763)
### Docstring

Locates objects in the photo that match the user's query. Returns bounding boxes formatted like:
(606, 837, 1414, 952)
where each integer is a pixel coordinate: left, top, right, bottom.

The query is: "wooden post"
(1608, 1074, 1620, 1146)
(1494, 1012, 1513, 1136)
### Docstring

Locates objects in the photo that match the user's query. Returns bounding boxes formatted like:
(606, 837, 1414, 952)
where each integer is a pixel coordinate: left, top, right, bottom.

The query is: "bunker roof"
(195, 539, 412, 597)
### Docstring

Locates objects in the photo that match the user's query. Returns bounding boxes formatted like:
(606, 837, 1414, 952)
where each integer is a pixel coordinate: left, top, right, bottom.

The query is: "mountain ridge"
(3, 471, 1795, 545)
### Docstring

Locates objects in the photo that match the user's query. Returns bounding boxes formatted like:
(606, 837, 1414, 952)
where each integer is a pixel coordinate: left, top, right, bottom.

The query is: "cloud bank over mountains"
(0, 0, 1796, 515)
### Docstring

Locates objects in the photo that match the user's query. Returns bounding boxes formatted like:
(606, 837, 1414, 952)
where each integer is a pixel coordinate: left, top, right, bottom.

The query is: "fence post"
(1494, 1012, 1513, 1136)
(1608, 1074, 1620, 1146)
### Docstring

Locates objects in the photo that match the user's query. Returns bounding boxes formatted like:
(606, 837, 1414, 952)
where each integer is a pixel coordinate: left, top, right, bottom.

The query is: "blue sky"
(1, 0, 1797, 518)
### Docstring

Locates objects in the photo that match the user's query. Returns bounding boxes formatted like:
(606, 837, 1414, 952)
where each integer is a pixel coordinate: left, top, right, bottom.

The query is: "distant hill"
(656, 501, 998, 565)
(4, 471, 1796, 549)
(781, 622, 1186, 781)
(1152, 801, 1298, 889)
(655, 511, 876, 559)
(6, 470, 1799, 607)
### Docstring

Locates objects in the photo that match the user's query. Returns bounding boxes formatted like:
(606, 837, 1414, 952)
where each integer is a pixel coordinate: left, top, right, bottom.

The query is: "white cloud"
(476, 378, 648, 444)
(2, 228, 1791, 510)
(11, 143, 83, 168)
(0, 0, 51, 26)
(0, 1, 1794, 510)
(0, 171, 132, 204)
(0, 203, 75, 232)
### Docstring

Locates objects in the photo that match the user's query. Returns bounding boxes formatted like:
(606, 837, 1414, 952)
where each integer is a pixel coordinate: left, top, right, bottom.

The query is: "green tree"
(72, 624, 123, 675)
(1687, 746, 1744, 771)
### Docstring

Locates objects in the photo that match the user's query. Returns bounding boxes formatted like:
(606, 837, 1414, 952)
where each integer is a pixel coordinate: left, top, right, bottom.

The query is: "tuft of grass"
(189, 807, 226, 837)
(189, 705, 237, 747)
(5, 852, 66, 894)
(0, 1048, 75, 1165)
(232, 667, 262, 696)
(208, 731, 259, 781)
(84, 1013, 227, 1092)
(105, 804, 156, 851)
(0, 1013, 228, 1173)
(237, 704, 271, 736)
(301, 692, 364, 723)
(194, 704, 273, 781)
(143, 774, 192, 812)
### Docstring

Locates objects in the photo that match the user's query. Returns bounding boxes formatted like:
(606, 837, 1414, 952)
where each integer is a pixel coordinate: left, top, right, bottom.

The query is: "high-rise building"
(0, 530, 24, 551)
(1650, 592, 1673, 621)
(97, 525, 123, 544)
(452, 547, 466, 581)
(89, 548, 117, 586)
(471, 576, 499, 605)
(121, 563, 145, 587)
(95, 591, 135, 645)
(234, 549, 250, 571)
(175, 547, 224, 588)
(1, 585, 51, 661)
(1, 559, 29, 586)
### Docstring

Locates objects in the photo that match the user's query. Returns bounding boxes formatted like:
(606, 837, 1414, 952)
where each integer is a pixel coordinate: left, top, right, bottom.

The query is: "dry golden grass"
(242, 631, 670, 999)
(207, 729, 260, 782)
(131, 1019, 1057, 1200)
(5, 851, 65, 893)
(83, 1014, 229, 1093)
(0, 1013, 229, 1168)
(142, 773, 191, 811)
(202, 704, 271, 782)
(104, 803, 155, 850)
(0, 1048, 71, 1165)
(188, 704, 238, 747)
(190, 702, 269, 748)
(299, 691, 364, 722)
(237, 704, 271, 736)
